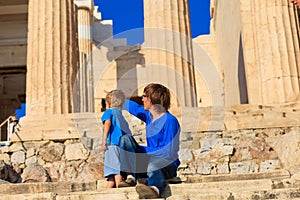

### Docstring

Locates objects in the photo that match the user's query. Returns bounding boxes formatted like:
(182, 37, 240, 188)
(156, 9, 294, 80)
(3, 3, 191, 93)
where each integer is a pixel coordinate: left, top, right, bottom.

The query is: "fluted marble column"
(74, 0, 94, 112)
(143, 0, 197, 107)
(26, 0, 79, 115)
(240, 0, 300, 104)
(11, 0, 82, 141)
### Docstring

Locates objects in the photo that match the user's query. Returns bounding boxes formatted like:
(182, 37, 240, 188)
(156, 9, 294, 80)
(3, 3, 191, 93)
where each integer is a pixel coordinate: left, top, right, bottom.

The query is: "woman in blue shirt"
(121, 83, 181, 199)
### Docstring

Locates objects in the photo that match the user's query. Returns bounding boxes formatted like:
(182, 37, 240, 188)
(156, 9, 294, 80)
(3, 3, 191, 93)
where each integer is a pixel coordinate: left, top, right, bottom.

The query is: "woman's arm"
(142, 117, 180, 160)
(102, 120, 111, 151)
(123, 99, 149, 122)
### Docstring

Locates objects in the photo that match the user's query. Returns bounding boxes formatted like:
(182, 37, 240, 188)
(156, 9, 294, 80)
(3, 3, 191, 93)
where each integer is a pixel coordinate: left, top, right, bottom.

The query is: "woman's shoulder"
(165, 112, 177, 119)
(165, 112, 180, 124)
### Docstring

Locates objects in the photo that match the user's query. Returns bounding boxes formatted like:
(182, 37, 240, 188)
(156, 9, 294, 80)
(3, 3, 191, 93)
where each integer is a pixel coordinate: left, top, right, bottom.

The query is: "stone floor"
(0, 170, 300, 200)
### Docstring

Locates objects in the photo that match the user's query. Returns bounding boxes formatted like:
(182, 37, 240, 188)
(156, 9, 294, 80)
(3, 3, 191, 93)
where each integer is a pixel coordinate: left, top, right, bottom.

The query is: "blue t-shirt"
(124, 99, 180, 165)
(101, 108, 132, 146)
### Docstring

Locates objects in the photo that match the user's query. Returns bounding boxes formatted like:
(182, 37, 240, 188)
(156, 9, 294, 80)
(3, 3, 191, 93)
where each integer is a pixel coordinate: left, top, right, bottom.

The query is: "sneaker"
(166, 176, 182, 184)
(118, 177, 137, 188)
(135, 183, 159, 199)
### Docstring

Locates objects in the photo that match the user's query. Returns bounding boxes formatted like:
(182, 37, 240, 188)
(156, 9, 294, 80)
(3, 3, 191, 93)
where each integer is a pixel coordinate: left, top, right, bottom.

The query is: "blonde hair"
(105, 89, 125, 109)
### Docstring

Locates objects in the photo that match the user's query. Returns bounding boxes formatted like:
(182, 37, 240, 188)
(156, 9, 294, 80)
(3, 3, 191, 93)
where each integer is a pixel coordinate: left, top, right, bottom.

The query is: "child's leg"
(106, 177, 116, 188)
(114, 174, 123, 188)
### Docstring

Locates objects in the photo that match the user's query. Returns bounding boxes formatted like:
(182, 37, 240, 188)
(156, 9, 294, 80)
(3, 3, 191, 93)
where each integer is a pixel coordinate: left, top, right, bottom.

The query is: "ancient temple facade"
(0, 0, 300, 183)
(0, 0, 27, 141)
(0, 0, 105, 141)
(196, 0, 300, 106)
(0, 0, 299, 138)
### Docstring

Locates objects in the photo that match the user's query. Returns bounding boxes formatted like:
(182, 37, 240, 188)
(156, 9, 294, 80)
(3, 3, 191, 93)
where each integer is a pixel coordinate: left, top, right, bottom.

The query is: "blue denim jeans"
(146, 157, 177, 195)
(119, 134, 138, 175)
(119, 134, 178, 195)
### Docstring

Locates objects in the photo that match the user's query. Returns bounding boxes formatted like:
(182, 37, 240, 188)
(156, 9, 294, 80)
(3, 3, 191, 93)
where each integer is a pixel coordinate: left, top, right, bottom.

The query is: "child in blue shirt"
(101, 89, 132, 188)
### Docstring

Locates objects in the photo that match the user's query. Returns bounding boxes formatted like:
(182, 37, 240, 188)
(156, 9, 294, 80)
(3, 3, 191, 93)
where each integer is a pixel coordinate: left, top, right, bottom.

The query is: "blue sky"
(15, 103, 25, 119)
(95, 0, 210, 45)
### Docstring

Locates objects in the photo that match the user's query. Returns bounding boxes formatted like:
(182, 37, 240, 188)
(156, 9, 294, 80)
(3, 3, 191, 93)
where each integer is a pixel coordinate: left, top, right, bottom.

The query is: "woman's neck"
(149, 107, 166, 121)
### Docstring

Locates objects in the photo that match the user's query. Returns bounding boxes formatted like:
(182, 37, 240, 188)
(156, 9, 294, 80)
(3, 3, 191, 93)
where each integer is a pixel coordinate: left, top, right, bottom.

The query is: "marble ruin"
(0, 0, 300, 187)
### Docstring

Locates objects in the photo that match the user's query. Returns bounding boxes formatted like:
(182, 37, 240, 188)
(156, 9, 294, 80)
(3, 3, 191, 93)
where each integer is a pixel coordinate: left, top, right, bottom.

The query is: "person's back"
(103, 108, 131, 145)
(101, 89, 131, 188)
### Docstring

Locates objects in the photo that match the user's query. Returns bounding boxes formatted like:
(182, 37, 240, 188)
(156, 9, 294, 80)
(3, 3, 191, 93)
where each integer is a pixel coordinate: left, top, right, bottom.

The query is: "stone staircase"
(0, 171, 300, 200)
(2, 105, 300, 199)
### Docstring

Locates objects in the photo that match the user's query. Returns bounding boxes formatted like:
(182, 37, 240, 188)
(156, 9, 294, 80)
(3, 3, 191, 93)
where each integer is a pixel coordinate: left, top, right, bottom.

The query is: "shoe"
(118, 177, 137, 188)
(166, 176, 182, 184)
(135, 183, 159, 199)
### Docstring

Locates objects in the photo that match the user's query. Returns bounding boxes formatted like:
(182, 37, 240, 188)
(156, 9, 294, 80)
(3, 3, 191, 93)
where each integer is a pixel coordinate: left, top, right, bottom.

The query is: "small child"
(101, 89, 132, 188)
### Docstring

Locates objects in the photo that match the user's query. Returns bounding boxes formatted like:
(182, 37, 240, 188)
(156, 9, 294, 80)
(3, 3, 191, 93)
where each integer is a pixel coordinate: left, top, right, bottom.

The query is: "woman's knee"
(119, 135, 137, 152)
(120, 134, 131, 143)
(119, 134, 132, 147)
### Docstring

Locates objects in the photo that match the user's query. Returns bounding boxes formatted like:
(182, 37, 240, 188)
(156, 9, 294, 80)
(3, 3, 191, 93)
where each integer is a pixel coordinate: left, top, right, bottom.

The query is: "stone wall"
(2, 104, 300, 183)
(178, 127, 300, 181)
(1, 125, 300, 184)
(0, 136, 104, 183)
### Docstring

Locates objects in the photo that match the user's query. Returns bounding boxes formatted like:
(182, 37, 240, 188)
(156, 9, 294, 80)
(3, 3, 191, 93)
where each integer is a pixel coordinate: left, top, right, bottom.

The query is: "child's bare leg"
(114, 174, 123, 188)
(106, 177, 115, 188)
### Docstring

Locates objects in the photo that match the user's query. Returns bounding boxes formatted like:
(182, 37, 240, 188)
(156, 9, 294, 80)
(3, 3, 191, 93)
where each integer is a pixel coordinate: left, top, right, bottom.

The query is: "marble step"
(0, 171, 299, 200)
(0, 180, 299, 200)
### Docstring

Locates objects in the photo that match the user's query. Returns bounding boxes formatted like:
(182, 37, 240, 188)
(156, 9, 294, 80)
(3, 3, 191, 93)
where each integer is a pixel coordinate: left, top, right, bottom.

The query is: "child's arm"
(102, 120, 111, 151)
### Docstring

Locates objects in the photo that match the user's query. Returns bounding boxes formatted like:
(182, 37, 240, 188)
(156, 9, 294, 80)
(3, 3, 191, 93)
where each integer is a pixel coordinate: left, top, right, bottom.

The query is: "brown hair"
(105, 89, 125, 109)
(143, 83, 171, 111)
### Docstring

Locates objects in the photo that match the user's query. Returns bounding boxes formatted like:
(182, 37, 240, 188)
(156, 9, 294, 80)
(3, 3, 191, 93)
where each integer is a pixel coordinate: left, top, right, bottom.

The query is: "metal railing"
(0, 116, 19, 143)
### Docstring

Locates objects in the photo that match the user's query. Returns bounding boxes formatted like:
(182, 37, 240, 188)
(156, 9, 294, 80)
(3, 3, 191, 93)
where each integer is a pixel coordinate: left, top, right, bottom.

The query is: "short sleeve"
(101, 109, 112, 124)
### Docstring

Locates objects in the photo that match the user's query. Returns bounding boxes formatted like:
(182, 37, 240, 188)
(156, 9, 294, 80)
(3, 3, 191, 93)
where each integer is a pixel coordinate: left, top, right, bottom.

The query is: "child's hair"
(105, 89, 125, 109)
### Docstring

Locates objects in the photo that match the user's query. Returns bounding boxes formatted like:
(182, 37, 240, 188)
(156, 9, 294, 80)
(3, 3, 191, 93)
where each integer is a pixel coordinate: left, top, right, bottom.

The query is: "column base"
(11, 113, 102, 142)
